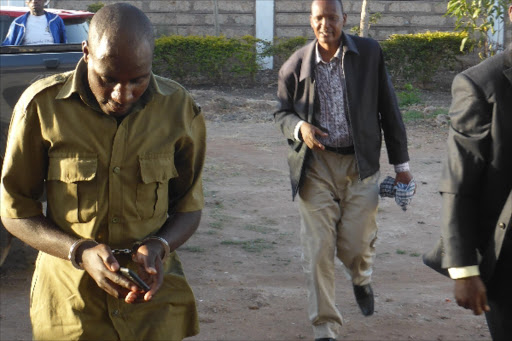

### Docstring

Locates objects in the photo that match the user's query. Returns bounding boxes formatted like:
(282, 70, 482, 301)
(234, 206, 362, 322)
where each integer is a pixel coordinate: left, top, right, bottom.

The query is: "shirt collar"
(315, 43, 342, 64)
(56, 58, 160, 114)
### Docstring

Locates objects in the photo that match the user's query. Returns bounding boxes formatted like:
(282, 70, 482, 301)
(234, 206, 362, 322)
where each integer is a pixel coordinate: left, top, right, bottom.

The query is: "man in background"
(2, 0, 66, 46)
(274, 0, 413, 340)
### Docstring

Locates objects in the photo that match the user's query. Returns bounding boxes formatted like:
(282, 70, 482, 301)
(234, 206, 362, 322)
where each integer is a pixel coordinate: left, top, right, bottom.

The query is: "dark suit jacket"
(439, 47, 512, 274)
(274, 33, 409, 199)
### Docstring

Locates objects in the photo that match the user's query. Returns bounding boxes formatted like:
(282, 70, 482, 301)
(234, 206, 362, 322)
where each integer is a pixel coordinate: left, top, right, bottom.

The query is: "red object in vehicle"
(0, 6, 94, 44)
(0, 6, 94, 20)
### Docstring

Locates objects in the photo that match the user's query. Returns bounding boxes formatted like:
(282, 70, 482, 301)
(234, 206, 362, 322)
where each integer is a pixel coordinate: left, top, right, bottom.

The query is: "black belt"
(324, 145, 355, 155)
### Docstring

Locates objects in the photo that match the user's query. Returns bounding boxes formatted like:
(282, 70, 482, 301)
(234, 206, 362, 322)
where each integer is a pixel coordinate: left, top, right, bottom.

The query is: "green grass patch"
(261, 217, 279, 226)
(432, 108, 449, 116)
(180, 246, 205, 253)
(220, 238, 275, 253)
(397, 83, 422, 107)
(244, 224, 278, 234)
(209, 221, 223, 229)
(402, 110, 424, 122)
(396, 249, 407, 255)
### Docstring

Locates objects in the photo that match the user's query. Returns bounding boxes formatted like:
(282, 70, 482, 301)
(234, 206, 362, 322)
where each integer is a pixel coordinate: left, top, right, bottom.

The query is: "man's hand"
(79, 241, 164, 304)
(454, 276, 491, 315)
(300, 122, 328, 150)
(78, 243, 142, 300)
(395, 171, 414, 186)
(125, 240, 165, 303)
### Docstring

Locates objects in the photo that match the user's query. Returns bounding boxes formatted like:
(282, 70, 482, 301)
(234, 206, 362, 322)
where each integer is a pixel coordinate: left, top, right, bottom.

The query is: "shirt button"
(499, 222, 506, 230)
(112, 217, 120, 223)
(113, 166, 121, 174)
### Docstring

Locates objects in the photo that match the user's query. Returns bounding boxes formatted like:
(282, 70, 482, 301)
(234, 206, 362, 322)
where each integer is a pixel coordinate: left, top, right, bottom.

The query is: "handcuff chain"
(112, 248, 132, 255)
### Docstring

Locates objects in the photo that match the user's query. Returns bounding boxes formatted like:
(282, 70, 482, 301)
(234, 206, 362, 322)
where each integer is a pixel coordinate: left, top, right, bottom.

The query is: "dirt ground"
(0, 84, 493, 341)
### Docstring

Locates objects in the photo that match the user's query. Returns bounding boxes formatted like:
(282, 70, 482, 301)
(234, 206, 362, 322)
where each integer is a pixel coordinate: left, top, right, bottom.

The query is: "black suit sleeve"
(274, 64, 303, 142)
(440, 72, 493, 268)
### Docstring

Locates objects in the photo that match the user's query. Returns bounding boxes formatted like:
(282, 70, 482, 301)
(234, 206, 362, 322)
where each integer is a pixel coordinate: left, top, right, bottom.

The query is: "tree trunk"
(360, 0, 370, 37)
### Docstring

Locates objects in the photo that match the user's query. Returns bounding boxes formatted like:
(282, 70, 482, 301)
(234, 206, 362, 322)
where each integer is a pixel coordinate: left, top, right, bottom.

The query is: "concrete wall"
(52, 0, 255, 37)
(52, 0, 511, 46)
(276, 0, 457, 41)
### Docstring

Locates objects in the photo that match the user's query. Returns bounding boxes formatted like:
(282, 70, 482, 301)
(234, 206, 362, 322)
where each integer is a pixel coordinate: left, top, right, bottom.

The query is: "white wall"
(256, 0, 274, 69)
(487, 0, 506, 51)
(0, 0, 27, 6)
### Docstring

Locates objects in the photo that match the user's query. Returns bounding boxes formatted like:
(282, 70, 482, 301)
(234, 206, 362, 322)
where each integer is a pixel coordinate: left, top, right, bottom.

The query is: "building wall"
(52, 0, 510, 46)
(52, 0, 255, 37)
(276, 0, 457, 41)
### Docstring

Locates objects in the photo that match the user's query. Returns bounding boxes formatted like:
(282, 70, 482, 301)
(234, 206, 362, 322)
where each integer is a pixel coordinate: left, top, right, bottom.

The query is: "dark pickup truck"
(0, 6, 94, 156)
(0, 6, 94, 265)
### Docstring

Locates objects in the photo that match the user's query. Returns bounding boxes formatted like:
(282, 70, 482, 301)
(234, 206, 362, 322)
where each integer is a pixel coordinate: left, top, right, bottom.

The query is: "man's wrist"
(68, 239, 98, 270)
(294, 120, 305, 141)
(133, 236, 170, 261)
(394, 162, 410, 173)
(448, 265, 480, 279)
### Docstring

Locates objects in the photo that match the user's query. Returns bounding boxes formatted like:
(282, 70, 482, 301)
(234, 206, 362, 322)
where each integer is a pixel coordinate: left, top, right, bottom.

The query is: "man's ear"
(82, 40, 90, 62)
(342, 13, 347, 27)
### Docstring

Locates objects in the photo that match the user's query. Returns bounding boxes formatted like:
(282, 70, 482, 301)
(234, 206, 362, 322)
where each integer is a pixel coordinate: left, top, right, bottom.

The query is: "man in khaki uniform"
(1, 4, 205, 340)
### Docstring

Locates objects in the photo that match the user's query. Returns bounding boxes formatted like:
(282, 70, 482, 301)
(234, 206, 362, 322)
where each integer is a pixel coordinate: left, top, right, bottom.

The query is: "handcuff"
(69, 236, 170, 270)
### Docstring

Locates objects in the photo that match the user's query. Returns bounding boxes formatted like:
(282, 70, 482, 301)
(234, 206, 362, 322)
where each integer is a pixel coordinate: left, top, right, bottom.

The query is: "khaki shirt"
(1, 59, 205, 340)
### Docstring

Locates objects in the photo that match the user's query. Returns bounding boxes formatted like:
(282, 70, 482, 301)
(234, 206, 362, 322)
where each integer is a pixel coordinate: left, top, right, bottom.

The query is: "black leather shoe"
(353, 284, 374, 316)
(315, 338, 336, 341)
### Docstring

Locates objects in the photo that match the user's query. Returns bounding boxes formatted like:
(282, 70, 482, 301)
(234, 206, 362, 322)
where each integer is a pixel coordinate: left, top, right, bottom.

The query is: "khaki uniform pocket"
(47, 155, 98, 223)
(136, 154, 178, 219)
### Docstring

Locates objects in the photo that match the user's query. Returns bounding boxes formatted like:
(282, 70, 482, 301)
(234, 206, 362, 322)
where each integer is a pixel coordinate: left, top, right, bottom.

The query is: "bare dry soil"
(0, 85, 492, 341)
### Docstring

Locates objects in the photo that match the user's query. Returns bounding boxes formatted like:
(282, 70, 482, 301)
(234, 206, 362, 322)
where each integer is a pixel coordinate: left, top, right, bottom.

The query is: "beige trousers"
(298, 150, 379, 339)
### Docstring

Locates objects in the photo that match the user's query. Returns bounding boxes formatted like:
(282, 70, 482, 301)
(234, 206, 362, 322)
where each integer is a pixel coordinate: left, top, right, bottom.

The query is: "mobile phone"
(119, 267, 151, 291)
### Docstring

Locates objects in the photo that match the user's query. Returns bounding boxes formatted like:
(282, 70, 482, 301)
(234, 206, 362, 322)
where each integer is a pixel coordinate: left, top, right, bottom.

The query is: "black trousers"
(485, 232, 512, 341)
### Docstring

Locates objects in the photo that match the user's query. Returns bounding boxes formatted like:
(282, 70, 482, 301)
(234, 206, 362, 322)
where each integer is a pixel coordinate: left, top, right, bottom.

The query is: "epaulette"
(15, 71, 73, 112)
(153, 74, 184, 97)
(153, 75, 201, 116)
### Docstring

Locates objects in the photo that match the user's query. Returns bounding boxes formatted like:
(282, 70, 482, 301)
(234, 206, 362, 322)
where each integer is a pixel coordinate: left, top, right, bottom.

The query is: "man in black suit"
(274, 1, 413, 339)
(438, 5, 512, 340)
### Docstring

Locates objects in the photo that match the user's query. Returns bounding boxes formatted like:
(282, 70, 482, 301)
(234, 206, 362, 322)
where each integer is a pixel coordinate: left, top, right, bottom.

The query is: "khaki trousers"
(298, 150, 379, 339)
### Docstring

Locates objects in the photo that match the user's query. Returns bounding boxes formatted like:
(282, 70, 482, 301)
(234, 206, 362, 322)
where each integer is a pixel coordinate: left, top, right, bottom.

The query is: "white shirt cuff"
(394, 162, 410, 173)
(294, 120, 305, 141)
(448, 266, 480, 279)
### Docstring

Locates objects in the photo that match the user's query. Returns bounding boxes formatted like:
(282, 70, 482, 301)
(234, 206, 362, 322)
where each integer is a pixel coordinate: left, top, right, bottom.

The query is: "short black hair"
(311, 0, 345, 14)
(88, 3, 155, 53)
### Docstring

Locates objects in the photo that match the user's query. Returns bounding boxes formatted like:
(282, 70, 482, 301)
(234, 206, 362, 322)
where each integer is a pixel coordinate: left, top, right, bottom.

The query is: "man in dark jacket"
(436, 5, 512, 340)
(2, 0, 66, 46)
(273, 1, 412, 340)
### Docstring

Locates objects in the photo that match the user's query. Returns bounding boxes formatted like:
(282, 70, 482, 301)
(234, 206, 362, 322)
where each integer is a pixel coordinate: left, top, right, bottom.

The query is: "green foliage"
(397, 83, 422, 107)
(350, 12, 382, 37)
(87, 2, 105, 13)
(153, 35, 259, 84)
(446, 0, 510, 58)
(153, 35, 307, 84)
(381, 31, 469, 85)
(261, 36, 308, 66)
